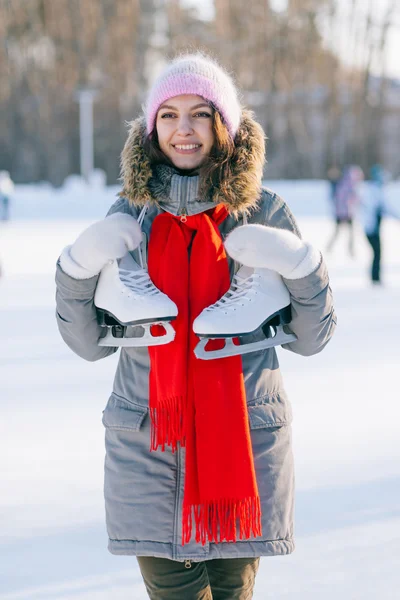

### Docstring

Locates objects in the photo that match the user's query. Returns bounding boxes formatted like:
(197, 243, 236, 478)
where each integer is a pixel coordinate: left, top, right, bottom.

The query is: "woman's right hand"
(60, 213, 143, 279)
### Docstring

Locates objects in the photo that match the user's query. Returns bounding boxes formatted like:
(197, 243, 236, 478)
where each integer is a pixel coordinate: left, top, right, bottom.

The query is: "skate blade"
(98, 321, 176, 348)
(194, 326, 297, 360)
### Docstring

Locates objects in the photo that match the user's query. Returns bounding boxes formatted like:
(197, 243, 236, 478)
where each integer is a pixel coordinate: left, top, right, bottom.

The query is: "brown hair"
(143, 108, 236, 200)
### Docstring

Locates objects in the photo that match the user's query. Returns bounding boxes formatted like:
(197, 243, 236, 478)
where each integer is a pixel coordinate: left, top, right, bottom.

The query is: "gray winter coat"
(55, 112, 336, 562)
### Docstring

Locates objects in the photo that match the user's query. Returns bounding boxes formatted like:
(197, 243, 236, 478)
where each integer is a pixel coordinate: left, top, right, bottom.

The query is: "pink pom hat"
(145, 54, 241, 139)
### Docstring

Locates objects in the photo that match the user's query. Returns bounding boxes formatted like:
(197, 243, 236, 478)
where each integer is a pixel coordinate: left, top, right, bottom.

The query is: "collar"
(148, 164, 216, 217)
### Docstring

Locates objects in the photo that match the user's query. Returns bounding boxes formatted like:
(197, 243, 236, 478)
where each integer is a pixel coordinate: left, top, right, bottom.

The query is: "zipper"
(172, 444, 181, 560)
(176, 175, 188, 219)
(184, 559, 192, 569)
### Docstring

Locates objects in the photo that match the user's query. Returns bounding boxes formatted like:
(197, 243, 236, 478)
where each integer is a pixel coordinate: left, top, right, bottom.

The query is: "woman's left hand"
(224, 224, 320, 279)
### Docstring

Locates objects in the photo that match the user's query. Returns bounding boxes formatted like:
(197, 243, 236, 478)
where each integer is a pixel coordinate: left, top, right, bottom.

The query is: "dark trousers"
(366, 233, 381, 282)
(137, 556, 260, 600)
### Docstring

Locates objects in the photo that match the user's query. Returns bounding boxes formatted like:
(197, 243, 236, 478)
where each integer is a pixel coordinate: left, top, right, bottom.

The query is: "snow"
(0, 180, 399, 599)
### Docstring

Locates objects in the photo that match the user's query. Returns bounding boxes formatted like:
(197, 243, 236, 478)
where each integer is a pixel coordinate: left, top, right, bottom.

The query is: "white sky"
(183, 0, 400, 79)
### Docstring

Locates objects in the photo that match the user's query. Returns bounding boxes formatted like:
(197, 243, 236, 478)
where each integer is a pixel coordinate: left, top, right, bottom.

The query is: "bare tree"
(1, 0, 399, 183)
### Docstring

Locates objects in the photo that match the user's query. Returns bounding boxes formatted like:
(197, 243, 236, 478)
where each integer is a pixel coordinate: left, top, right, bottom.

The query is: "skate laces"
(205, 272, 260, 312)
(117, 204, 159, 297)
(119, 268, 159, 296)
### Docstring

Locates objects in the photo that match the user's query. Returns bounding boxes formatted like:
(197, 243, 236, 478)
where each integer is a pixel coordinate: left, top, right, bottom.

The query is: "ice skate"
(95, 252, 178, 348)
(193, 266, 297, 360)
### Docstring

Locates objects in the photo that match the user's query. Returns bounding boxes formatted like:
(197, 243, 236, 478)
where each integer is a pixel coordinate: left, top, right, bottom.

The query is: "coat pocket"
(247, 395, 292, 430)
(248, 398, 295, 543)
(102, 392, 148, 431)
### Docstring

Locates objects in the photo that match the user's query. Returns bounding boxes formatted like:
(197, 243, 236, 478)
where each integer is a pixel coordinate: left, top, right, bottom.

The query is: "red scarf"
(147, 205, 261, 545)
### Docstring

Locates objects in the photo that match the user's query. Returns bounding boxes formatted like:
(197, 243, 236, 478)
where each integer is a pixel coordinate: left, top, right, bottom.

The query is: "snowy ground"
(0, 181, 399, 599)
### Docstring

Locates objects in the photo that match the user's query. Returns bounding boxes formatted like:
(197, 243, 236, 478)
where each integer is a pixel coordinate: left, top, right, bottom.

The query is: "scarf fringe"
(149, 395, 186, 452)
(182, 496, 262, 546)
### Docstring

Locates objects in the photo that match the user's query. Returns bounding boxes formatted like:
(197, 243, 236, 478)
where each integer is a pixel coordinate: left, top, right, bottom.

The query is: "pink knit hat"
(145, 54, 241, 139)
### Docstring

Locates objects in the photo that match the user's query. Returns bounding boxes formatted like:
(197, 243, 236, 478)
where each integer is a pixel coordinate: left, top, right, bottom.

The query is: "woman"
(56, 54, 336, 600)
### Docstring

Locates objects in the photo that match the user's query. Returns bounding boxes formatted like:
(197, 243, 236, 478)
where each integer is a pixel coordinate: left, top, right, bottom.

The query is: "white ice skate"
(193, 266, 297, 360)
(95, 252, 178, 347)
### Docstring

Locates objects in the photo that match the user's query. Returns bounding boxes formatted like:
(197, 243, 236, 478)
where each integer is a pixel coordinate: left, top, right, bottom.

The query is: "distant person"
(361, 164, 400, 285)
(0, 171, 14, 221)
(326, 165, 363, 257)
(327, 165, 341, 202)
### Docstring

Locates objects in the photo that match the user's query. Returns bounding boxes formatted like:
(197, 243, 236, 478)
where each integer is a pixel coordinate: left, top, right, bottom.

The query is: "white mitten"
(60, 213, 143, 279)
(224, 224, 321, 279)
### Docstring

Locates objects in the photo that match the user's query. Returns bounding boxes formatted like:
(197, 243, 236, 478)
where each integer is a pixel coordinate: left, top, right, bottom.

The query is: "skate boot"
(95, 252, 178, 347)
(193, 266, 297, 360)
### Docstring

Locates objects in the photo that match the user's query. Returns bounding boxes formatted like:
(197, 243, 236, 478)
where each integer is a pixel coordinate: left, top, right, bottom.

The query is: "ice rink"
(0, 181, 399, 599)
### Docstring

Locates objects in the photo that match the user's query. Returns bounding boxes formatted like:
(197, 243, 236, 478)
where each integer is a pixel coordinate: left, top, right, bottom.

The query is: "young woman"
(56, 54, 336, 600)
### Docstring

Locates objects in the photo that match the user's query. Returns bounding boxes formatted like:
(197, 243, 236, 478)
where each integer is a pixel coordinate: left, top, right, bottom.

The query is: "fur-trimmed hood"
(119, 110, 266, 217)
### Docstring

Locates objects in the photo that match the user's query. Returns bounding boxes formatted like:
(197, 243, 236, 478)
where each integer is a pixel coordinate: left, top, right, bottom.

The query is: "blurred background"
(1, 1, 400, 599)
(1, 0, 400, 184)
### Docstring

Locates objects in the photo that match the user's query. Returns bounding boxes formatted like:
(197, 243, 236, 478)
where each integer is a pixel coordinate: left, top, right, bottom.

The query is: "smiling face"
(155, 94, 215, 170)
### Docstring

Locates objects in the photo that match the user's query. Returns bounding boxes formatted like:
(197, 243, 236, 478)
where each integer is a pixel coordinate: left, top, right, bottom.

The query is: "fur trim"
(119, 110, 266, 217)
